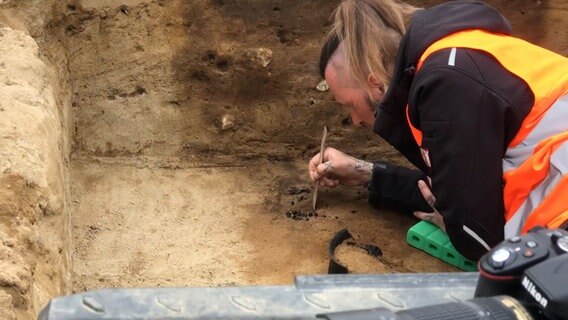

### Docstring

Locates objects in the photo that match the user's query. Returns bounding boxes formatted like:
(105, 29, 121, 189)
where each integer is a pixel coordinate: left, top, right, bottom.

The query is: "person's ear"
(367, 74, 385, 93)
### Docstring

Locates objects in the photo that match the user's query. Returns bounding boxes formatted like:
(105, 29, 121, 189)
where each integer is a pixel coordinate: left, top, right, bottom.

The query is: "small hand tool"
(312, 126, 328, 211)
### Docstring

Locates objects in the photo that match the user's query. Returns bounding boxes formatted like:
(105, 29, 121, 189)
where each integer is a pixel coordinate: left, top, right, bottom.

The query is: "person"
(309, 0, 568, 260)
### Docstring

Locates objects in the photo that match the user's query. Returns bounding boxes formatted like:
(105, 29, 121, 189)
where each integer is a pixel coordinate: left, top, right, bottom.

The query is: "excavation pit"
(0, 0, 566, 318)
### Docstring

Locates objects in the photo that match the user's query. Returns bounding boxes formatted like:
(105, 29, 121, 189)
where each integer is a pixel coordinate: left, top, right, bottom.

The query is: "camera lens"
(318, 296, 533, 320)
(396, 296, 531, 320)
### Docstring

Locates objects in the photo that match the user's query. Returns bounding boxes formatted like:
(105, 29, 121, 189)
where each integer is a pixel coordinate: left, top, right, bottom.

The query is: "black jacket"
(369, 0, 534, 260)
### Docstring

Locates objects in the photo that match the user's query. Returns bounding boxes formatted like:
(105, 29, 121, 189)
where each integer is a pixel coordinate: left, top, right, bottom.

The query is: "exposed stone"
(316, 80, 329, 92)
(255, 48, 272, 67)
(221, 114, 235, 131)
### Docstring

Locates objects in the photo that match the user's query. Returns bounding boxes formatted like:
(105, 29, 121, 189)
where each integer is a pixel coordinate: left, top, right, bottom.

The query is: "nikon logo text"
(522, 276, 548, 308)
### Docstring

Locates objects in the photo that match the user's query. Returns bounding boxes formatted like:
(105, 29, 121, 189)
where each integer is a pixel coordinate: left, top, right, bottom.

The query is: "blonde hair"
(329, 0, 418, 95)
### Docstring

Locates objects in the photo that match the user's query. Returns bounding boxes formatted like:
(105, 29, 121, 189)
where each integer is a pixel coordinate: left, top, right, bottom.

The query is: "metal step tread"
(39, 273, 478, 319)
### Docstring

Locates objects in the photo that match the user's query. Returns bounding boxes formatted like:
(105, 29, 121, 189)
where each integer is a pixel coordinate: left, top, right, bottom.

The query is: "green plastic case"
(406, 221, 477, 271)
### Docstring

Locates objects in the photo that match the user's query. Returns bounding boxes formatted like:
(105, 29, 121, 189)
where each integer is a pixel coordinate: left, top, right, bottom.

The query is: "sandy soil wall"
(0, 1, 72, 318)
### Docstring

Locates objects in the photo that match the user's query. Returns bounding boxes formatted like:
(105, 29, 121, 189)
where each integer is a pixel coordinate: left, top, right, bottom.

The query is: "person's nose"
(350, 112, 364, 128)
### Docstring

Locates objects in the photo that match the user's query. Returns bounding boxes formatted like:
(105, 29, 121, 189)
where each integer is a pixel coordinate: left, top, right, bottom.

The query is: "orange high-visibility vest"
(406, 30, 568, 237)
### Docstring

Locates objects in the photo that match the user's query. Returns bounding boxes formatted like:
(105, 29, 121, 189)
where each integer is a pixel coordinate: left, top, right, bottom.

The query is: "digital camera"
(474, 226, 568, 319)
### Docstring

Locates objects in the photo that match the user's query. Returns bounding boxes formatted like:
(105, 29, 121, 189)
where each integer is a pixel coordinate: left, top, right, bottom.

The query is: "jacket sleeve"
(368, 162, 432, 215)
(408, 64, 510, 261)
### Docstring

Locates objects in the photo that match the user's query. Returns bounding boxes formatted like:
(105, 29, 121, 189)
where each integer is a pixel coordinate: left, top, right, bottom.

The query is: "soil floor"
(71, 158, 454, 291)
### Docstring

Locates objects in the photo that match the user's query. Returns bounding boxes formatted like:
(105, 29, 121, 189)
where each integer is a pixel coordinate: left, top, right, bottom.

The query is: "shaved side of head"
(326, 43, 360, 89)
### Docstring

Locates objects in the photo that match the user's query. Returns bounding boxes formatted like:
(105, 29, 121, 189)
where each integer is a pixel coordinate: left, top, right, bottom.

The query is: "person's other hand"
(413, 179, 446, 232)
(308, 147, 373, 188)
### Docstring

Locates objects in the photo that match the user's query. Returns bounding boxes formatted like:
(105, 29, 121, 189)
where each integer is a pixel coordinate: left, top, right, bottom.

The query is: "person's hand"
(308, 147, 373, 188)
(413, 179, 446, 232)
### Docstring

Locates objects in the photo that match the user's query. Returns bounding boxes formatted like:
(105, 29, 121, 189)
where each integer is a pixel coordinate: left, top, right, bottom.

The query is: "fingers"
(418, 180, 436, 210)
(415, 180, 445, 231)
(308, 148, 346, 185)
(308, 160, 333, 181)
(308, 153, 322, 181)
(317, 161, 334, 176)
(308, 148, 335, 178)
(413, 211, 436, 223)
(313, 162, 337, 187)
(309, 166, 319, 181)
(320, 176, 340, 188)
(414, 211, 446, 232)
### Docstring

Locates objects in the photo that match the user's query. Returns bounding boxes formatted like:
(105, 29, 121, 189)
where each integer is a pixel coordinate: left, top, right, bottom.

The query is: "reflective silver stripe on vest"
(504, 139, 568, 238)
(448, 48, 457, 66)
(503, 94, 568, 173)
(463, 225, 491, 251)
